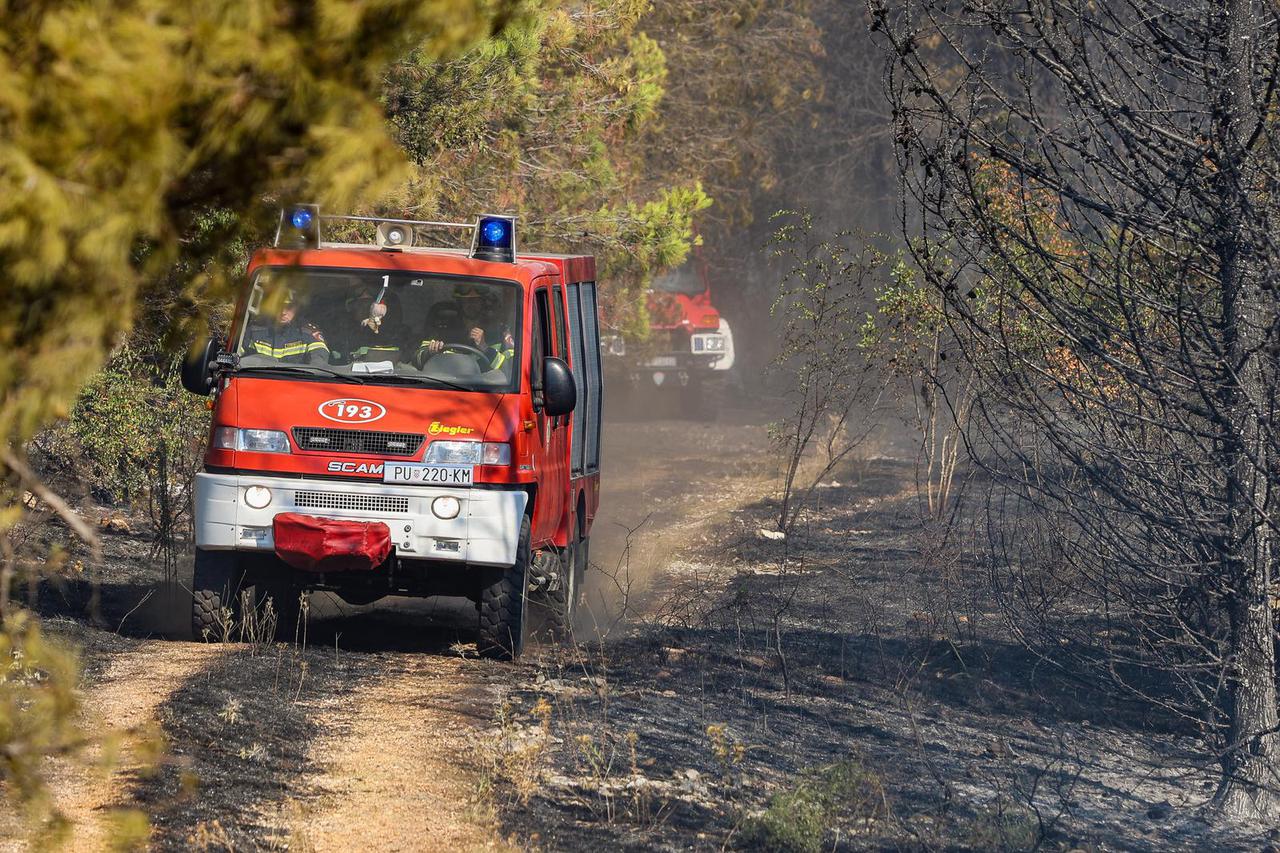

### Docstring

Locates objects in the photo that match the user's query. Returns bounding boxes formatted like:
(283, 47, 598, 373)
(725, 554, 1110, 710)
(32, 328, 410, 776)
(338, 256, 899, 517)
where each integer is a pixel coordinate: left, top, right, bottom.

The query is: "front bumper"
(194, 472, 527, 567)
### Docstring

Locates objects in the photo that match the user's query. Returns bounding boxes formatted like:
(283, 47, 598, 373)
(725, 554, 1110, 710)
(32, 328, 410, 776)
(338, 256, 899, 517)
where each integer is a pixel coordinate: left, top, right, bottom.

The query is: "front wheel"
(191, 549, 248, 642)
(477, 517, 531, 660)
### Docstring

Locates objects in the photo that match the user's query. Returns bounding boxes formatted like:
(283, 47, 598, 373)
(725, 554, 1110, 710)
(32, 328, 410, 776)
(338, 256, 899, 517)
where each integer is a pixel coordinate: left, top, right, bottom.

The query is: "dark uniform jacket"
(347, 321, 405, 364)
(242, 318, 329, 365)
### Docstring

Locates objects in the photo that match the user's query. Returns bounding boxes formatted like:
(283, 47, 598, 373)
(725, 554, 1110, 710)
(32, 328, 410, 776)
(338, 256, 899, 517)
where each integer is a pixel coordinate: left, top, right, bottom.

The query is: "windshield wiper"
(234, 364, 367, 384)
(375, 373, 473, 392)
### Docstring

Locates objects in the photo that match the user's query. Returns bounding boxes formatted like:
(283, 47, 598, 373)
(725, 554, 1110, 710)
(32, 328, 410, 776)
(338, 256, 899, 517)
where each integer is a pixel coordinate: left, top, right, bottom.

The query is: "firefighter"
(344, 285, 405, 363)
(485, 325, 516, 372)
(241, 290, 329, 365)
(415, 283, 508, 371)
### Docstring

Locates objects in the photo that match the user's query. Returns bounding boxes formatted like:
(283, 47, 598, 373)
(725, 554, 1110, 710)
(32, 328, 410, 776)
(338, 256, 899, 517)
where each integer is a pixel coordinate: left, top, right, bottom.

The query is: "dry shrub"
(741, 759, 888, 853)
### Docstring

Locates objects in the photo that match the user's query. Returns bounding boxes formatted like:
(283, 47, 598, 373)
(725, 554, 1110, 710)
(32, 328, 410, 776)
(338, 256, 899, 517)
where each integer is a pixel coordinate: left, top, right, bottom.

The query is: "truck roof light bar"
(320, 213, 475, 252)
(273, 207, 518, 261)
(322, 213, 476, 230)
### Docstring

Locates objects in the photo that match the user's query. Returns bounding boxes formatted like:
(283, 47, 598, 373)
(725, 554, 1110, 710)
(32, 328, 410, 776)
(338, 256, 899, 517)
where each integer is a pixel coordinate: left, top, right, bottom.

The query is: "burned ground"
(485, 453, 1274, 851)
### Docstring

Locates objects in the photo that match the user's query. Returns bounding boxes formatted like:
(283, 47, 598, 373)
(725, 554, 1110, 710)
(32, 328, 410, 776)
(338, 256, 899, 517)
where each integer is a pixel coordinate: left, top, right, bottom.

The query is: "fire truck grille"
(292, 427, 424, 456)
(293, 491, 410, 514)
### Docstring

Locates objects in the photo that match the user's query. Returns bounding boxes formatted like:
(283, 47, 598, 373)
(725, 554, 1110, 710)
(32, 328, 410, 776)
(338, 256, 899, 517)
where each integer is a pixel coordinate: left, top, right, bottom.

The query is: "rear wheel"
(575, 535, 590, 601)
(478, 516, 531, 660)
(541, 538, 578, 642)
(191, 549, 249, 642)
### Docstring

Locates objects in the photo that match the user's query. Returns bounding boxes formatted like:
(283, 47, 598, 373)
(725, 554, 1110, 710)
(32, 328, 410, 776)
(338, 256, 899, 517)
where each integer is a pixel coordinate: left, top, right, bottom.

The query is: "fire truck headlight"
(425, 440, 480, 464)
(238, 429, 291, 453)
(424, 441, 511, 465)
(244, 485, 273, 509)
(691, 333, 726, 353)
(432, 496, 461, 520)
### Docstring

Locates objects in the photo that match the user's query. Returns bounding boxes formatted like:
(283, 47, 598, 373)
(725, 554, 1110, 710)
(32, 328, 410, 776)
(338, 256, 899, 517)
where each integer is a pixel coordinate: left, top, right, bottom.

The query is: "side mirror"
(542, 357, 577, 417)
(181, 335, 220, 396)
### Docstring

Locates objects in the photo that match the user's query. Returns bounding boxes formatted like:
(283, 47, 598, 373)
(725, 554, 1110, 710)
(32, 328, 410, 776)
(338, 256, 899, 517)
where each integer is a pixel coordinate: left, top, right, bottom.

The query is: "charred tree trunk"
(1212, 0, 1279, 817)
(1215, 234, 1279, 817)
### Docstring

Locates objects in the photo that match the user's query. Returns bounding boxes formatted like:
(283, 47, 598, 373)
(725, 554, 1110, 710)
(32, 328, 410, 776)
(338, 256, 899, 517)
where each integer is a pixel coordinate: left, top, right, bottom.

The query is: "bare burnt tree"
(872, 0, 1280, 820)
(766, 212, 885, 536)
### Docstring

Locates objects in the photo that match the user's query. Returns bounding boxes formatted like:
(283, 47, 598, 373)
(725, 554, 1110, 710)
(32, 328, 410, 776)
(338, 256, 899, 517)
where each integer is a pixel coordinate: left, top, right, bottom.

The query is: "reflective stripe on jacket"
(243, 320, 329, 364)
(486, 343, 514, 370)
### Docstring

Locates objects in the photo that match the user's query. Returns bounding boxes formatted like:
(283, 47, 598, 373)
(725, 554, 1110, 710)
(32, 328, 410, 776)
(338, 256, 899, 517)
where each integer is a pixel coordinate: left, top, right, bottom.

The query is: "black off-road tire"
(478, 517, 531, 660)
(191, 549, 248, 642)
(540, 538, 578, 642)
(575, 534, 589, 600)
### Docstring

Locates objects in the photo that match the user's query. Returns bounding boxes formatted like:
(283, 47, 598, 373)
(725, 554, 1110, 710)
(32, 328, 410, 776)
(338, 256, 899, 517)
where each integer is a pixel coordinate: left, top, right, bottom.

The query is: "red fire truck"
(603, 257, 735, 416)
(181, 206, 603, 658)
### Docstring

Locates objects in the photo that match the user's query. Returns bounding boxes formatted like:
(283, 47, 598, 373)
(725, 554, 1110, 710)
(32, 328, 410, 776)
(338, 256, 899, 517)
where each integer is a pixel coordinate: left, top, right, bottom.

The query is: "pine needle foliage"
(0, 0, 511, 456)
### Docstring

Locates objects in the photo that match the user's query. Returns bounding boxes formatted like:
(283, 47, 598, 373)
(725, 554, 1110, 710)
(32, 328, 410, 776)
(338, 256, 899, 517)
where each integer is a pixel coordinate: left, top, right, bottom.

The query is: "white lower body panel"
(194, 472, 527, 567)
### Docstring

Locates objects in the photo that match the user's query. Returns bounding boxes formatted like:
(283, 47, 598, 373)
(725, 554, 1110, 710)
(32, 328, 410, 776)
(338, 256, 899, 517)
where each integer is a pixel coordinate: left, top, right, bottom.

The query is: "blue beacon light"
(472, 215, 516, 262)
(291, 208, 314, 229)
(482, 219, 508, 244)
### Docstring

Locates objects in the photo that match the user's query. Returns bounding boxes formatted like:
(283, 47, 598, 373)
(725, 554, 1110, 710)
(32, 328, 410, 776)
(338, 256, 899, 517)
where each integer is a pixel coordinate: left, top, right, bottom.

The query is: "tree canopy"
(0, 0, 519, 471)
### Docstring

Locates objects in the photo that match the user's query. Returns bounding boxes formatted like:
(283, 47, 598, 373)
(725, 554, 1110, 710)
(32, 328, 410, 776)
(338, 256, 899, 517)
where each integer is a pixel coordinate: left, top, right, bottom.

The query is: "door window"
(532, 288, 551, 404)
(552, 285, 568, 359)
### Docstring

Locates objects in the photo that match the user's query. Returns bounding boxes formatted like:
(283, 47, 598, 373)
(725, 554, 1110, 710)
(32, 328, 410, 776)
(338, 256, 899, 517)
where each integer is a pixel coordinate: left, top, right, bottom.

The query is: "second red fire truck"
(603, 256, 735, 417)
(182, 207, 604, 658)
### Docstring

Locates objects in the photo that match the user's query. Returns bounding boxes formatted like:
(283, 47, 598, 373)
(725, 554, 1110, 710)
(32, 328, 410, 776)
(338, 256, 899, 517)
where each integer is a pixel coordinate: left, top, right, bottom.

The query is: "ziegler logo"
(428, 421, 475, 436)
(327, 462, 385, 474)
(318, 398, 386, 424)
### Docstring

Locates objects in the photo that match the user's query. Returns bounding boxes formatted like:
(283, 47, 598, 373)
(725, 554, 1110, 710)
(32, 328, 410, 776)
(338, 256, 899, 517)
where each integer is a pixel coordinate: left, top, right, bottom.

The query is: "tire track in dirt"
(2, 640, 218, 851)
(284, 656, 509, 852)
(578, 413, 777, 632)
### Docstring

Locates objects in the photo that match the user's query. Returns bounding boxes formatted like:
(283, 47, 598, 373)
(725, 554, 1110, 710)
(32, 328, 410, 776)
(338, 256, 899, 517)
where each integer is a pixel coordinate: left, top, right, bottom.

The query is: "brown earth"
(1, 639, 217, 851)
(284, 657, 505, 852)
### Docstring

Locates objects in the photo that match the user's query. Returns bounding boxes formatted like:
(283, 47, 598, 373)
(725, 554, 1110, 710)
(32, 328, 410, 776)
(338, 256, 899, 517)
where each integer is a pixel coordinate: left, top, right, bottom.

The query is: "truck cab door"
(529, 283, 569, 543)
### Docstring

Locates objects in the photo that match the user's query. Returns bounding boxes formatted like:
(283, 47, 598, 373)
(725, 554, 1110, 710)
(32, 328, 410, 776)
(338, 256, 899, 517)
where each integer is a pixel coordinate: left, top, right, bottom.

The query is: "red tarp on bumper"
(273, 513, 392, 573)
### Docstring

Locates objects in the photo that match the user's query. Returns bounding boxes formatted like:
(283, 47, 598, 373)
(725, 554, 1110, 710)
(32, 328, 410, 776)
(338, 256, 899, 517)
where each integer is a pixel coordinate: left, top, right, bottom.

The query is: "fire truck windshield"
(234, 266, 521, 393)
(650, 264, 705, 296)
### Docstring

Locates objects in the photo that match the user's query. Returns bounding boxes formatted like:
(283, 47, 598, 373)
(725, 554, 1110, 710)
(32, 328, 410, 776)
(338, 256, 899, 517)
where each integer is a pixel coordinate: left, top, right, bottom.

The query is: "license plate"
(382, 463, 473, 486)
(645, 356, 678, 368)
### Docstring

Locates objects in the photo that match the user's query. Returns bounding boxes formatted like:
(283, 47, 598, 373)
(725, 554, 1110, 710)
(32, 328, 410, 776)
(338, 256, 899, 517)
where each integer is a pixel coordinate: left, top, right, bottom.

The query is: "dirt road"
(22, 402, 780, 849)
(279, 407, 775, 849)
